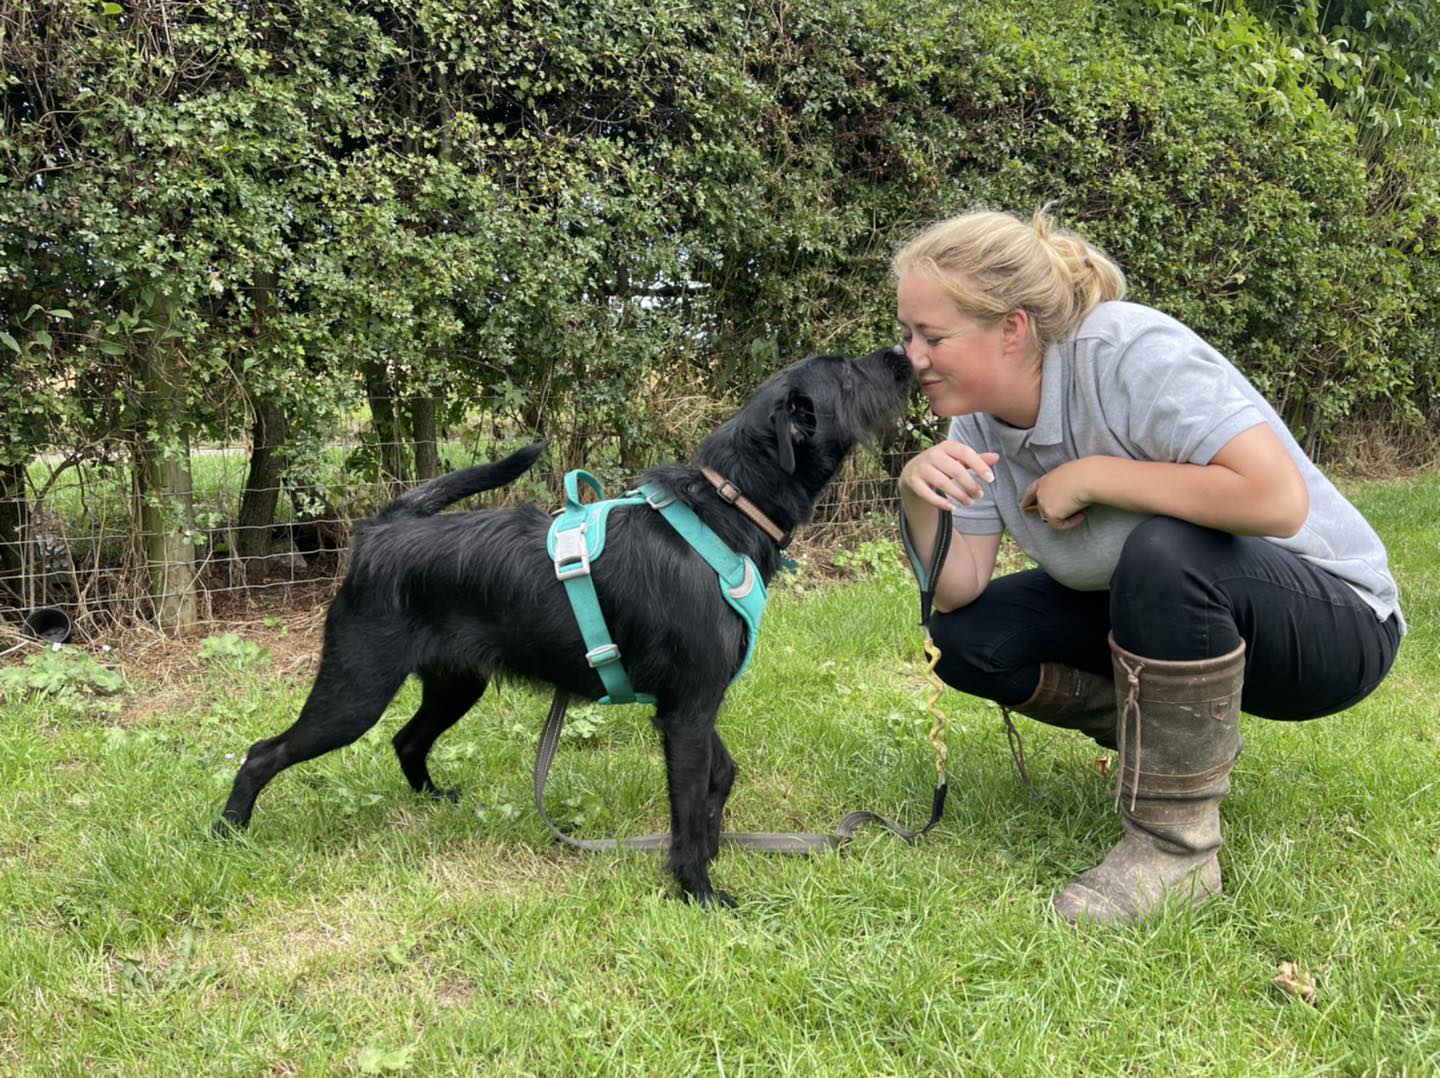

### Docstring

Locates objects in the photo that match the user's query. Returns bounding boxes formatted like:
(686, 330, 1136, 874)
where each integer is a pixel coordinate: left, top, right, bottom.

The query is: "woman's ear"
(1001, 308, 1032, 355)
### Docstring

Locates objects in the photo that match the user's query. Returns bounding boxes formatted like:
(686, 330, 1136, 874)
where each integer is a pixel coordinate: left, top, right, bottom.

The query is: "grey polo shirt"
(948, 301, 1405, 633)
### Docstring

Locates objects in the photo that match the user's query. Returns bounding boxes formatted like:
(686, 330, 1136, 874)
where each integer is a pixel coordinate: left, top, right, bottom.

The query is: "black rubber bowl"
(22, 607, 73, 644)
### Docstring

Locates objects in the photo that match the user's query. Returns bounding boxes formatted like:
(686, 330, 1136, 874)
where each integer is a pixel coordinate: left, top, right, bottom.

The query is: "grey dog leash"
(535, 690, 941, 854)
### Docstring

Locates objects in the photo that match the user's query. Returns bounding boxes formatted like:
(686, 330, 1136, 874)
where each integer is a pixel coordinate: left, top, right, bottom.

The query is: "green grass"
(2, 475, 1437, 1074)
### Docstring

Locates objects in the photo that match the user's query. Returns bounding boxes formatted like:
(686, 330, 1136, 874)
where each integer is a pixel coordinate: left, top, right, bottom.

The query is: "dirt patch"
(422, 845, 573, 901)
(0, 1033, 20, 1073)
(102, 601, 327, 724)
(221, 913, 361, 982)
(434, 976, 476, 1008)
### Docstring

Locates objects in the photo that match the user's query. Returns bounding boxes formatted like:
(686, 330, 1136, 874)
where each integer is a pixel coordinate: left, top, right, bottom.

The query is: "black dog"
(216, 347, 913, 906)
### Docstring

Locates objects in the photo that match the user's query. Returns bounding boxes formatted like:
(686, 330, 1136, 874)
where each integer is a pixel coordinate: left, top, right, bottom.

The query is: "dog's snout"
(879, 343, 914, 385)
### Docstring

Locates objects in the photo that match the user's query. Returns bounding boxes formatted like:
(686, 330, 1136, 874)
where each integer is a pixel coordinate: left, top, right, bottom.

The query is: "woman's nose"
(905, 338, 928, 369)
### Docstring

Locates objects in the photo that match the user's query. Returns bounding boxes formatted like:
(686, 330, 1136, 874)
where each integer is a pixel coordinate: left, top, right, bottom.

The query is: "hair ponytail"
(1030, 204, 1126, 334)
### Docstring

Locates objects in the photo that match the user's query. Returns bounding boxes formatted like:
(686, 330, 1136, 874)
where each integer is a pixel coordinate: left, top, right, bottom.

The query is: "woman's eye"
(926, 336, 943, 346)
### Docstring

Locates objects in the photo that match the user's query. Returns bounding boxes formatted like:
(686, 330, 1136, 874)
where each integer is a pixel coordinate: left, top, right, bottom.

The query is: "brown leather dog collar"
(699, 467, 786, 545)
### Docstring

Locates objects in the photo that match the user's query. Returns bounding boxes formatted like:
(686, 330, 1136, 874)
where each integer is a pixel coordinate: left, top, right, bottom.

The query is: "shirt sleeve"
(1099, 321, 1267, 465)
(944, 415, 1004, 535)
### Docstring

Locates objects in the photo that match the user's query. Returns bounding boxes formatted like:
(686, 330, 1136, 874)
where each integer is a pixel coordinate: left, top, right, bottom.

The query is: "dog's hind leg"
(393, 674, 486, 802)
(705, 731, 738, 861)
(215, 660, 407, 833)
(659, 710, 735, 908)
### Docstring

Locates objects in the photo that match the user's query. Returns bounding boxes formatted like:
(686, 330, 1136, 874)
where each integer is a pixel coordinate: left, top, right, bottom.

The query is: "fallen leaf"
(1094, 756, 1112, 777)
(1273, 961, 1317, 1003)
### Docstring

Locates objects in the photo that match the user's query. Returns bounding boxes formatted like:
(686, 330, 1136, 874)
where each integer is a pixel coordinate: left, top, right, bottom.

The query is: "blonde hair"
(892, 206, 1127, 353)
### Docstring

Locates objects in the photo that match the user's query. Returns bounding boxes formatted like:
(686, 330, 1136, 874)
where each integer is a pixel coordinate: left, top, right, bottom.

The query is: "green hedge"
(3, 0, 1437, 481)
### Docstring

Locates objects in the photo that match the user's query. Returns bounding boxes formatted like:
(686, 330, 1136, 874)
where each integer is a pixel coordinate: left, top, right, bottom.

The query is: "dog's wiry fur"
(216, 347, 912, 905)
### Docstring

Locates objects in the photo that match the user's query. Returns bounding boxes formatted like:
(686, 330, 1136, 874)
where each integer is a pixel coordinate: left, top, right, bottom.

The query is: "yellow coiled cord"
(923, 631, 949, 781)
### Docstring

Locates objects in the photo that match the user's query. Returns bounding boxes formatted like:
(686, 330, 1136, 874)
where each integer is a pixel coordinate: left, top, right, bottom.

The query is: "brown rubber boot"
(1014, 662, 1118, 750)
(1052, 634, 1245, 926)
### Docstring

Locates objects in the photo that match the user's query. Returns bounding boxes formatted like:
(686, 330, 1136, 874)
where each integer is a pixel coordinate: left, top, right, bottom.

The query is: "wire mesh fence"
(0, 411, 907, 644)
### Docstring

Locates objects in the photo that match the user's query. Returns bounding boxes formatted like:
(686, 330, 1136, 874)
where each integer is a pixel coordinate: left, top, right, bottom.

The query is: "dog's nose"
(887, 345, 921, 382)
(881, 343, 914, 382)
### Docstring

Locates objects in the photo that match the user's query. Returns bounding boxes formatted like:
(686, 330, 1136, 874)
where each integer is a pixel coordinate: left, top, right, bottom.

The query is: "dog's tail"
(375, 440, 547, 521)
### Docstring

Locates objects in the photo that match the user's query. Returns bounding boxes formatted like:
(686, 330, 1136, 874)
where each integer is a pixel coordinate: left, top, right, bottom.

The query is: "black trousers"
(928, 517, 1401, 722)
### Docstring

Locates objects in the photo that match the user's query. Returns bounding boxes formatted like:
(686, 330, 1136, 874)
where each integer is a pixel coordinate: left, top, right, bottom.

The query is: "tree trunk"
(364, 357, 408, 495)
(410, 395, 438, 480)
(0, 460, 29, 606)
(236, 398, 288, 560)
(136, 343, 198, 634)
(236, 270, 287, 561)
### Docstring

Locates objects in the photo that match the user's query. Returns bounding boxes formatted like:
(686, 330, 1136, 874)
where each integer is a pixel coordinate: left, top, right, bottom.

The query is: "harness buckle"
(585, 643, 622, 667)
(553, 523, 591, 580)
(643, 488, 675, 510)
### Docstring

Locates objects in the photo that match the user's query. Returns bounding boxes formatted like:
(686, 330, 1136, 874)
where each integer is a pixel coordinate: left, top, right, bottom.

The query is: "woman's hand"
(899, 442, 1001, 511)
(1020, 459, 1093, 530)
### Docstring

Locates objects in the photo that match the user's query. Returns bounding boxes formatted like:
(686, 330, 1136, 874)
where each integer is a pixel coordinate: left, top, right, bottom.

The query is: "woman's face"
(896, 272, 1038, 424)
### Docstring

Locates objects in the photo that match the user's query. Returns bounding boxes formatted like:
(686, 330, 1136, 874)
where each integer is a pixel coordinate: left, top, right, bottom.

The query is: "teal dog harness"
(546, 469, 768, 705)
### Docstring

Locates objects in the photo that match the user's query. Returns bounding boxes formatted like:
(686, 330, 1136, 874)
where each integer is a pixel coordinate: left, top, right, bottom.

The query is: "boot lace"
(1000, 706, 1033, 793)
(1114, 653, 1145, 812)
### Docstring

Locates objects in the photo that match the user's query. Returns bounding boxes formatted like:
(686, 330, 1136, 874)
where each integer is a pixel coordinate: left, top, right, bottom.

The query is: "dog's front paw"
(685, 886, 739, 910)
(425, 785, 462, 804)
(210, 816, 246, 839)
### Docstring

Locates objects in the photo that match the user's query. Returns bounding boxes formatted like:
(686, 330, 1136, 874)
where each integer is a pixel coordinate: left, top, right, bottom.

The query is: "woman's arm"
(899, 442, 1005, 610)
(1022, 423, 1310, 538)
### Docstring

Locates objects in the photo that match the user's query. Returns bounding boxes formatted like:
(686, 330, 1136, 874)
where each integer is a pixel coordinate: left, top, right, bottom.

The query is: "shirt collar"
(1022, 341, 1065, 447)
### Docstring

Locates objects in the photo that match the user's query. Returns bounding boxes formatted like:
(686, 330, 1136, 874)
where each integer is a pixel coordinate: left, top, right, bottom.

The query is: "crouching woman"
(894, 208, 1404, 924)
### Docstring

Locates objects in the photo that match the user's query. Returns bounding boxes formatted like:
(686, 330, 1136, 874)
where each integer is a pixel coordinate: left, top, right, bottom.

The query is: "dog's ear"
(772, 390, 816, 474)
(772, 399, 796, 474)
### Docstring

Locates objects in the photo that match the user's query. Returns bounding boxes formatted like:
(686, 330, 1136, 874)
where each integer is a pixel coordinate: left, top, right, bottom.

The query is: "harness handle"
(564, 469, 606, 507)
